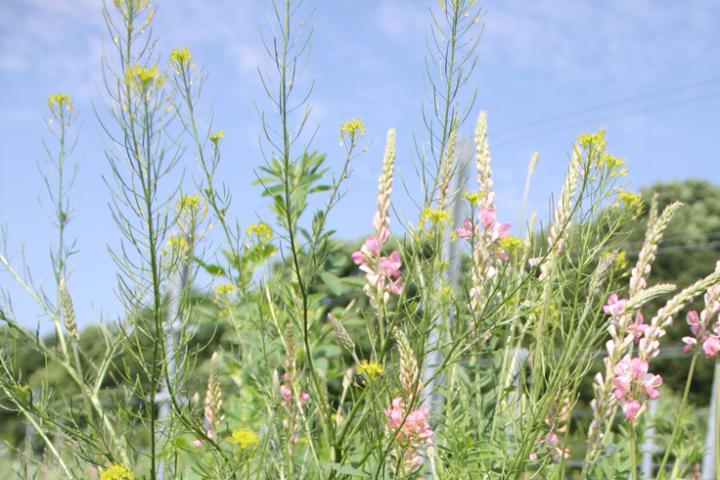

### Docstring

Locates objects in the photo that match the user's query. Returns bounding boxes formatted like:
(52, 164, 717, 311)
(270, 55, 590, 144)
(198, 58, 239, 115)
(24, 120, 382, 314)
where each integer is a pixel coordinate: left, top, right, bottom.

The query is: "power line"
(491, 76, 720, 136)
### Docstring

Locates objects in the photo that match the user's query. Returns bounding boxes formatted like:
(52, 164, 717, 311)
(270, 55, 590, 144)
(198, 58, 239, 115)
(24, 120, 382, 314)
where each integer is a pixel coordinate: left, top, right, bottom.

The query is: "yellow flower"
(229, 428, 260, 449)
(419, 208, 450, 229)
(358, 360, 384, 379)
(210, 129, 224, 145)
(178, 194, 200, 211)
(246, 222, 272, 242)
(498, 235, 524, 254)
(169, 47, 192, 71)
(125, 64, 163, 92)
(165, 235, 189, 253)
(100, 464, 134, 480)
(47, 93, 71, 112)
(577, 129, 607, 152)
(464, 192, 485, 203)
(616, 189, 643, 215)
(340, 119, 365, 143)
(214, 283, 236, 297)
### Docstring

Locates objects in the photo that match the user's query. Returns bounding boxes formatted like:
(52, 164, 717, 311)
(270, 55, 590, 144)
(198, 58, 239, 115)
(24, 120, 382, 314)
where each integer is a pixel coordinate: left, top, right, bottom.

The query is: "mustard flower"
(47, 93, 71, 112)
(125, 64, 163, 92)
(246, 222, 272, 242)
(169, 47, 192, 71)
(419, 208, 450, 229)
(214, 283, 235, 297)
(209, 129, 224, 145)
(229, 428, 260, 449)
(358, 360, 384, 379)
(100, 464, 134, 480)
(340, 118, 365, 144)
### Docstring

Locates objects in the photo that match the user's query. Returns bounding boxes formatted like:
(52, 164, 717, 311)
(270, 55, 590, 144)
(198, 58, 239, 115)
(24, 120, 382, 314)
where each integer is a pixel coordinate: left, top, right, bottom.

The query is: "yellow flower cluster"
(419, 208, 450, 229)
(178, 194, 200, 211)
(47, 93, 71, 112)
(577, 129, 607, 152)
(169, 47, 192, 71)
(125, 64, 163, 92)
(616, 189, 643, 215)
(100, 464, 134, 480)
(340, 119, 366, 143)
(464, 192, 486, 204)
(210, 130, 224, 145)
(246, 222, 272, 242)
(214, 283, 236, 297)
(229, 428, 260, 449)
(358, 360, 384, 379)
(498, 235, 524, 253)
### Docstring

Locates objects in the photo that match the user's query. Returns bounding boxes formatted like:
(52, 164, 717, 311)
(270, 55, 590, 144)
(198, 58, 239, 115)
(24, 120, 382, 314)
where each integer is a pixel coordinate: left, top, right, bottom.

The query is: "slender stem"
(657, 352, 698, 477)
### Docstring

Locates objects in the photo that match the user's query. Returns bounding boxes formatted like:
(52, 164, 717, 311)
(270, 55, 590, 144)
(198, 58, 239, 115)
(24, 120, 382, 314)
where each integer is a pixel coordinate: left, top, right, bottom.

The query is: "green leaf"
(321, 463, 371, 478)
(193, 256, 226, 276)
(320, 271, 344, 296)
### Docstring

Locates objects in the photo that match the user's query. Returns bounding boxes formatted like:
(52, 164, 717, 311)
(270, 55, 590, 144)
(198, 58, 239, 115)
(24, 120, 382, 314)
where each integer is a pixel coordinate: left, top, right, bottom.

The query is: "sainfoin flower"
(611, 355, 662, 421)
(603, 293, 627, 316)
(280, 384, 309, 406)
(384, 397, 433, 471)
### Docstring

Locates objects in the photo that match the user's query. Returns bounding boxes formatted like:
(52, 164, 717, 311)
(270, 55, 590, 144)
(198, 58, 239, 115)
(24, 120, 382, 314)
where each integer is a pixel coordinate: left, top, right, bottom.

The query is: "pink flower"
(280, 384, 310, 406)
(384, 397, 433, 445)
(623, 399, 642, 421)
(603, 293, 627, 316)
(687, 310, 702, 336)
(280, 385, 292, 403)
(456, 219, 473, 240)
(704, 335, 720, 357)
(612, 355, 662, 422)
(379, 251, 402, 279)
(479, 206, 496, 230)
(628, 312, 649, 343)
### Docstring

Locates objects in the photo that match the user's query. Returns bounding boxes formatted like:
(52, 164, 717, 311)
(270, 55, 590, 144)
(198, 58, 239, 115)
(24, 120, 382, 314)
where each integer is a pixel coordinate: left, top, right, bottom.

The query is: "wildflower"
(229, 428, 260, 449)
(455, 218, 473, 240)
(340, 118, 365, 144)
(125, 64, 163, 92)
(419, 208, 450, 229)
(384, 397, 433, 472)
(611, 355, 662, 421)
(100, 464, 134, 480)
(246, 222, 272, 242)
(169, 47, 192, 71)
(209, 129, 224, 145)
(358, 360, 384, 379)
(178, 193, 200, 211)
(627, 312, 649, 343)
(603, 293, 627, 316)
(47, 93, 71, 112)
(497, 235, 524, 258)
(214, 283, 235, 297)
(464, 192, 485, 204)
(280, 384, 309, 406)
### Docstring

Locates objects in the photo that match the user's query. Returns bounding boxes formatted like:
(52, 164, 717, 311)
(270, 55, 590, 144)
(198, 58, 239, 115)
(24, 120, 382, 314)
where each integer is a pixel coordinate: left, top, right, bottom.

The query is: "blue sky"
(1, 0, 719, 330)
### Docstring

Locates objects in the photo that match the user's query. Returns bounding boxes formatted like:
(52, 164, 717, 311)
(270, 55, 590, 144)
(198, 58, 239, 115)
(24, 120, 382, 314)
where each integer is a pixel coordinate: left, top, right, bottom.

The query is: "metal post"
(422, 142, 470, 477)
(702, 366, 717, 480)
(157, 247, 191, 480)
(641, 398, 658, 479)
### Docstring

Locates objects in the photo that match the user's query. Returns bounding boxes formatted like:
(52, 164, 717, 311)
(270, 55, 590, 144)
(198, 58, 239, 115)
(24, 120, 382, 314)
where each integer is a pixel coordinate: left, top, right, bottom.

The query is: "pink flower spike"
(603, 293, 627, 316)
(623, 399, 642, 421)
(300, 391, 310, 405)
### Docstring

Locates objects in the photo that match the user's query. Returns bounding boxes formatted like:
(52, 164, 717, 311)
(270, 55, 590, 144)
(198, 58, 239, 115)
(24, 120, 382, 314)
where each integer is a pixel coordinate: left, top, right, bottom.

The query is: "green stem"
(657, 352, 698, 478)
